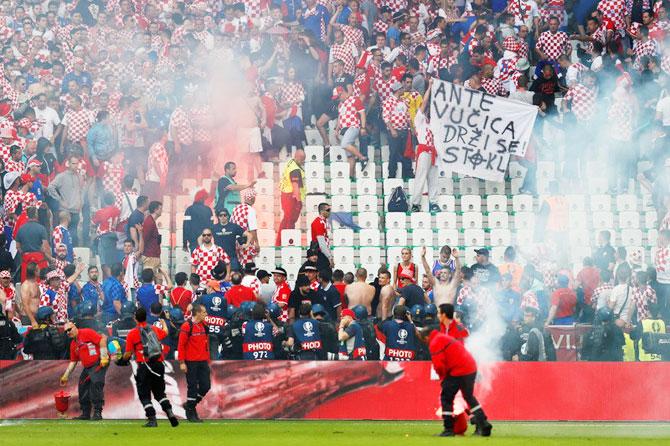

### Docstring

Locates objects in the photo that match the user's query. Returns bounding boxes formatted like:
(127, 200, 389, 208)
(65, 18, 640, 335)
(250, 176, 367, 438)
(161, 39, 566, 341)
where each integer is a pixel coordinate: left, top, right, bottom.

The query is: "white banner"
(429, 79, 538, 182)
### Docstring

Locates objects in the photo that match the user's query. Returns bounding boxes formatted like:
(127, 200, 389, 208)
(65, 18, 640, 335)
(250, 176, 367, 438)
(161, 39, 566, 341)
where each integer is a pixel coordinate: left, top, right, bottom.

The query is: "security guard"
(22, 307, 67, 359)
(0, 305, 20, 359)
(59, 321, 110, 421)
(267, 302, 288, 359)
(312, 303, 338, 359)
(338, 308, 368, 360)
(377, 305, 419, 361)
(196, 280, 228, 359)
(110, 301, 137, 341)
(410, 304, 426, 327)
(350, 304, 379, 360)
(242, 303, 275, 360)
(74, 301, 106, 333)
(417, 304, 440, 360)
(178, 303, 211, 423)
(118, 307, 179, 428)
(165, 307, 185, 360)
(286, 302, 323, 360)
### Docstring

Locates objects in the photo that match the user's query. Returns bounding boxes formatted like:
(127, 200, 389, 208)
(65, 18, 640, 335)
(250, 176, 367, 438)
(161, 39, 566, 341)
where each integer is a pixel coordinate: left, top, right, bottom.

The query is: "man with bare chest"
(378, 270, 396, 320)
(344, 268, 375, 315)
(21, 263, 41, 328)
(421, 247, 461, 305)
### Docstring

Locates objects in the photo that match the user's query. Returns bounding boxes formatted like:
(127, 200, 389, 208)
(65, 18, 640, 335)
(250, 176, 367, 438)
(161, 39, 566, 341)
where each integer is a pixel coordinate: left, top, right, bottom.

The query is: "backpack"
(585, 324, 606, 360)
(140, 325, 163, 361)
(387, 186, 408, 213)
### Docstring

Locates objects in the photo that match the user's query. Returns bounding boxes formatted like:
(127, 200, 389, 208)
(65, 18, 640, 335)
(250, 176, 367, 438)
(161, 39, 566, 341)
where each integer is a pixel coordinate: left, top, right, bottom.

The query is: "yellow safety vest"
(639, 319, 666, 362)
(279, 159, 305, 200)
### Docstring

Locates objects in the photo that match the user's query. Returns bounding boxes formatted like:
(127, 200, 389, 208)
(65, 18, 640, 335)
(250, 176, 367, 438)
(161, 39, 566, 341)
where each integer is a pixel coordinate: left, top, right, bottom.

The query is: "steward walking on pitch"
(178, 303, 211, 423)
(118, 307, 179, 428)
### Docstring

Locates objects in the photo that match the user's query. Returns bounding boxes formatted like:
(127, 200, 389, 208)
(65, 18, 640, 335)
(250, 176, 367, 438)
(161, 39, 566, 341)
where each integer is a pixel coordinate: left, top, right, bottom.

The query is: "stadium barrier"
(1, 361, 668, 421)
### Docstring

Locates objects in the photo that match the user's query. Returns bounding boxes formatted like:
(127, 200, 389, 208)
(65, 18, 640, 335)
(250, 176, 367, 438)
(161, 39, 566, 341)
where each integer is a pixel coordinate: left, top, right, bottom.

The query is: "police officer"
(59, 321, 110, 421)
(418, 304, 440, 360)
(110, 301, 137, 341)
(350, 304, 379, 360)
(267, 302, 289, 359)
(378, 305, 419, 361)
(165, 307, 185, 360)
(286, 302, 323, 360)
(74, 301, 106, 333)
(312, 303, 338, 360)
(221, 305, 243, 359)
(117, 307, 179, 428)
(23, 307, 68, 359)
(242, 303, 276, 360)
(178, 303, 211, 423)
(196, 279, 228, 359)
(581, 307, 625, 361)
(0, 305, 20, 359)
(410, 304, 426, 327)
(338, 308, 368, 360)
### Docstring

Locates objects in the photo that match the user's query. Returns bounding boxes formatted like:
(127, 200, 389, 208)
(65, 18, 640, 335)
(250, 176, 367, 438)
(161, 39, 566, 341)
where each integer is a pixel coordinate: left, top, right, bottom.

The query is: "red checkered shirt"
(4, 190, 39, 216)
(231, 203, 258, 266)
(508, 0, 534, 25)
(521, 290, 539, 311)
(597, 0, 627, 31)
(241, 275, 261, 295)
(536, 31, 571, 61)
(633, 39, 659, 69)
(279, 82, 305, 106)
(169, 106, 193, 146)
(243, 0, 266, 18)
(632, 285, 657, 322)
(189, 105, 212, 143)
(481, 77, 507, 96)
(191, 244, 230, 282)
(4, 158, 23, 173)
(564, 84, 597, 122)
(341, 25, 365, 49)
(337, 96, 365, 129)
(330, 42, 357, 75)
(662, 55, 670, 75)
(382, 95, 410, 130)
(655, 246, 670, 282)
(373, 19, 389, 35)
(272, 281, 291, 322)
(52, 225, 67, 250)
(40, 283, 69, 323)
(63, 109, 93, 142)
(147, 142, 169, 184)
(374, 0, 407, 13)
(427, 53, 456, 76)
(374, 76, 395, 101)
(102, 161, 124, 195)
(310, 280, 320, 291)
(592, 283, 614, 309)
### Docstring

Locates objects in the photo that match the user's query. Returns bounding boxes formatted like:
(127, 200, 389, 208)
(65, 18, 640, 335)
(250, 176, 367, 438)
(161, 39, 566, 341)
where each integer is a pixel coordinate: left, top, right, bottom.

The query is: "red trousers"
(276, 193, 302, 246)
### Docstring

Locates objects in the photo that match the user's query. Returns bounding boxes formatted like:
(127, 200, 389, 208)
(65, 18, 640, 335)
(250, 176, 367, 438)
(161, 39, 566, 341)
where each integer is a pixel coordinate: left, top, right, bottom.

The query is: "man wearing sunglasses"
(310, 203, 333, 268)
(59, 321, 109, 421)
(212, 209, 245, 272)
(191, 229, 231, 282)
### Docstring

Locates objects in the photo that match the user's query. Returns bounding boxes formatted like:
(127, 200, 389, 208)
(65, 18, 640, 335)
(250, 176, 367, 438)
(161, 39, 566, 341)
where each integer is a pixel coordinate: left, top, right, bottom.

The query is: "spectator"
(471, 248, 501, 288)
(576, 257, 601, 321)
(81, 266, 102, 311)
(47, 154, 85, 245)
(190, 228, 230, 283)
(101, 263, 126, 324)
(225, 272, 256, 307)
(142, 201, 163, 271)
(310, 203, 333, 267)
(170, 272, 193, 314)
(393, 247, 418, 289)
(316, 268, 342, 322)
(241, 263, 261, 299)
(212, 208, 244, 272)
(655, 229, 670, 320)
(257, 270, 275, 304)
(546, 275, 577, 326)
(592, 230, 616, 273)
(183, 189, 214, 254)
(135, 268, 172, 312)
(288, 275, 319, 322)
(92, 192, 121, 277)
(498, 246, 523, 292)
(15, 206, 51, 282)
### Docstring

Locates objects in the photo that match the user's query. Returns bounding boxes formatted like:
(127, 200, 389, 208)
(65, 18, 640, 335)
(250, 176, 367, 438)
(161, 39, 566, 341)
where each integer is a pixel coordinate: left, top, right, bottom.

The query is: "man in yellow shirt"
(276, 149, 306, 246)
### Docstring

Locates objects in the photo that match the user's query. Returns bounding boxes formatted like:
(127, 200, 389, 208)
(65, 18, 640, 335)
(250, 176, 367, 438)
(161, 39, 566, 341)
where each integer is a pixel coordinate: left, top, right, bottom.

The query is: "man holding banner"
(429, 78, 538, 182)
(410, 79, 439, 213)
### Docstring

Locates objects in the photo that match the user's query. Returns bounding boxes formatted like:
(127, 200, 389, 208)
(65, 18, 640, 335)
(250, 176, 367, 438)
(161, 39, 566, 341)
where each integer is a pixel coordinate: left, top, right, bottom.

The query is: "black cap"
(474, 248, 490, 257)
(256, 269, 271, 280)
(244, 262, 257, 274)
(306, 248, 318, 257)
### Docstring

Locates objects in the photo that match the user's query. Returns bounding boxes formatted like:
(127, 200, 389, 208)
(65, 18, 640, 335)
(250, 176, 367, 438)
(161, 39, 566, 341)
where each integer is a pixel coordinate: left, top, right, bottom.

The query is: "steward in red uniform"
(438, 303, 470, 341)
(59, 322, 109, 421)
(425, 329, 492, 437)
(177, 303, 211, 423)
(119, 307, 179, 428)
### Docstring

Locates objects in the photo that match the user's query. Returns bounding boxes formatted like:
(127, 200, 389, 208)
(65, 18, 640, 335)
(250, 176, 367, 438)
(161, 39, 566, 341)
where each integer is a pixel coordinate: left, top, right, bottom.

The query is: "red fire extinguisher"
(54, 391, 71, 418)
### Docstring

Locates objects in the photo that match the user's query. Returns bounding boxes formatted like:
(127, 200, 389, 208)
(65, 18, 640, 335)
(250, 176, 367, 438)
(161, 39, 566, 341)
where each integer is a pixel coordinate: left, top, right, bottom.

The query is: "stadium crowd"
(0, 0, 669, 363)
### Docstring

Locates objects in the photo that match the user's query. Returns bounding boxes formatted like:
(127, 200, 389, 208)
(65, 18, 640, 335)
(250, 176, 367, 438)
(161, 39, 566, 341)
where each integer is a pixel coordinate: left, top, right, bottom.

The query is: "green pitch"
(1, 420, 669, 445)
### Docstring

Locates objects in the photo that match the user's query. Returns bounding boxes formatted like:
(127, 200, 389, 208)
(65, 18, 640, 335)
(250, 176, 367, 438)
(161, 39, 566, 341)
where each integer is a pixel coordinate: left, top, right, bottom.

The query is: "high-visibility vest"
(279, 159, 305, 200)
(546, 196, 569, 232)
(640, 318, 667, 362)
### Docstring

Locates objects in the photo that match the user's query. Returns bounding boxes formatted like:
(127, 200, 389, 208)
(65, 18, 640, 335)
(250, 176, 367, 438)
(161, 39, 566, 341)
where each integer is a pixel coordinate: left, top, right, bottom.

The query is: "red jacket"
(428, 331, 477, 380)
(177, 320, 209, 362)
(440, 319, 470, 341)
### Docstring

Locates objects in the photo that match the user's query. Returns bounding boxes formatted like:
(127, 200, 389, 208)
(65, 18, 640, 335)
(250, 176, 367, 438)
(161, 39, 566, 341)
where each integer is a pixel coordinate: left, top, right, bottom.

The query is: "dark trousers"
(388, 129, 411, 179)
(135, 361, 173, 418)
(185, 361, 211, 407)
(68, 212, 80, 247)
(440, 373, 486, 429)
(209, 334, 221, 360)
(78, 365, 107, 412)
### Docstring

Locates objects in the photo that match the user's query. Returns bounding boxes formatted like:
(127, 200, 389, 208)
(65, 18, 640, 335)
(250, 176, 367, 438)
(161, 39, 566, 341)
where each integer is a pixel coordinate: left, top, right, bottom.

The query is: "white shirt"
(656, 96, 670, 126)
(609, 284, 633, 323)
(34, 106, 61, 140)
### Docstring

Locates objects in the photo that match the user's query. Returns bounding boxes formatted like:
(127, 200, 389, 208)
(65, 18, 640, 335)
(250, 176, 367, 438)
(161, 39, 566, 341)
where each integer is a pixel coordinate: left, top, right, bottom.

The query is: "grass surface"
(1, 420, 669, 445)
